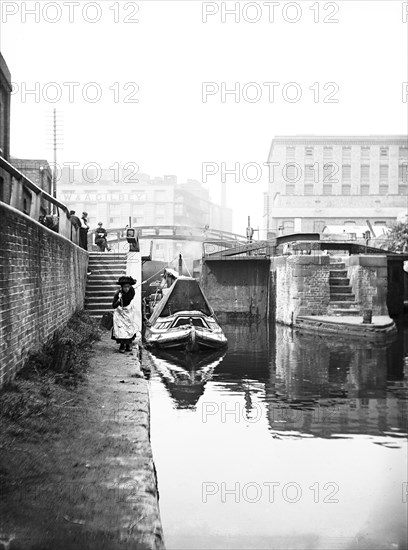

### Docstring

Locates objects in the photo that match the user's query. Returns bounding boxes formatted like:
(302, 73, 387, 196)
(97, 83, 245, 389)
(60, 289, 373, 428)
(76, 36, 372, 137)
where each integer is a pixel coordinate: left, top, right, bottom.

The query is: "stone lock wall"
(0, 202, 88, 386)
(271, 255, 331, 325)
(346, 255, 389, 315)
(201, 258, 271, 321)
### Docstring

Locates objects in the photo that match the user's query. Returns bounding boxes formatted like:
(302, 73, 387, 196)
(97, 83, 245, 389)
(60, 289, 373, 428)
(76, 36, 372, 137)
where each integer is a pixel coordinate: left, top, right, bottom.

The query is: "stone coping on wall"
(295, 315, 397, 339)
(345, 254, 388, 267)
(271, 254, 331, 268)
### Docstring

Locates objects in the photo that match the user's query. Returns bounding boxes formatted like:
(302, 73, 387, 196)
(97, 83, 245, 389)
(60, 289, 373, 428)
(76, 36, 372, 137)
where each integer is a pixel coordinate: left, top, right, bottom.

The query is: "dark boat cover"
(149, 277, 213, 324)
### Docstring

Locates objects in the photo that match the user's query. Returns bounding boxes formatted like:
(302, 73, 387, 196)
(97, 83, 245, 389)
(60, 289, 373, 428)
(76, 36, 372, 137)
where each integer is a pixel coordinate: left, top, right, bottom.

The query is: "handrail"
(0, 156, 79, 245)
(0, 156, 70, 215)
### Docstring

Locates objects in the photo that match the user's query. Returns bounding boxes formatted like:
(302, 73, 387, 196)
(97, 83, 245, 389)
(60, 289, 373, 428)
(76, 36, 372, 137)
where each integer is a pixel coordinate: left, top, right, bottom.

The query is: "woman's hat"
(116, 276, 136, 286)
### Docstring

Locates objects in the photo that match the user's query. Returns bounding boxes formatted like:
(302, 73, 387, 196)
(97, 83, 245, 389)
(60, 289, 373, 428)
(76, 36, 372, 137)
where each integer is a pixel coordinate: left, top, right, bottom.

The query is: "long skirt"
(112, 302, 141, 344)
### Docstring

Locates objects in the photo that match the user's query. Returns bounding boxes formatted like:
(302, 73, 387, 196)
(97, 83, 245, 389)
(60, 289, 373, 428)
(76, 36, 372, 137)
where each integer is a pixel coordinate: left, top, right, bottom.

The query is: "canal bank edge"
(0, 331, 165, 550)
(294, 315, 397, 339)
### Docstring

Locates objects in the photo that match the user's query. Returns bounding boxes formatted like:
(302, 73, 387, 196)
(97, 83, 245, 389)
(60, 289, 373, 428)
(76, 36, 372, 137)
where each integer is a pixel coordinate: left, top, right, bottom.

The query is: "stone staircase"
(85, 253, 127, 317)
(328, 258, 360, 316)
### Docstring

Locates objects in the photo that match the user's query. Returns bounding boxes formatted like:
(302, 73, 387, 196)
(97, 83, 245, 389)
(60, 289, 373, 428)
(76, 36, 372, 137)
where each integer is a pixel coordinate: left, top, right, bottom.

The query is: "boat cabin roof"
(149, 277, 213, 324)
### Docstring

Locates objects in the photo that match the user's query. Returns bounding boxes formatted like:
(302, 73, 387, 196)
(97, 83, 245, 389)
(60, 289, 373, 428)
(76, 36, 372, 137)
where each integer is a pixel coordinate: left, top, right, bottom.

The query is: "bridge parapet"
(0, 156, 79, 245)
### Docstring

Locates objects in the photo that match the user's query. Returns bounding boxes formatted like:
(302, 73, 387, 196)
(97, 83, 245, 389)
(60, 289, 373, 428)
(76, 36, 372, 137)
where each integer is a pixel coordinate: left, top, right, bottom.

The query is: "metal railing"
(0, 156, 80, 245)
(88, 225, 248, 246)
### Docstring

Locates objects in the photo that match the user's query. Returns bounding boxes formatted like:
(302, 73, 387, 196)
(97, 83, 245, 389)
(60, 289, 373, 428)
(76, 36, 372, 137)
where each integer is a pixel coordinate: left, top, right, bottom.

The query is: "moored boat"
(144, 274, 227, 351)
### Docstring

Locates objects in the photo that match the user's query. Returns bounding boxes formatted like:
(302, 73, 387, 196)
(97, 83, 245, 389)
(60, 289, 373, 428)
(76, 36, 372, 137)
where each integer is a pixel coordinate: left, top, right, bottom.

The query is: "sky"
(0, 0, 407, 234)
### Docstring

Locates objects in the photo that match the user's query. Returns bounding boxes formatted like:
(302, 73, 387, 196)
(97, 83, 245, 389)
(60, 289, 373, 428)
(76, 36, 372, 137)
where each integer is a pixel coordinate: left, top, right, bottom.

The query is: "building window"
(313, 220, 326, 233)
(399, 146, 408, 160)
(323, 184, 332, 195)
(344, 220, 356, 225)
(399, 163, 408, 182)
(374, 221, 386, 226)
(341, 185, 351, 195)
(284, 163, 299, 182)
(285, 184, 295, 195)
(380, 146, 389, 158)
(304, 165, 315, 182)
(342, 165, 351, 181)
(379, 184, 388, 195)
(132, 216, 144, 225)
(286, 146, 296, 160)
(361, 146, 370, 160)
(323, 163, 338, 183)
(360, 185, 370, 195)
(305, 146, 314, 159)
(361, 165, 370, 182)
(398, 184, 408, 195)
(379, 164, 389, 181)
(342, 146, 352, 159)
(304, 184, 314, 195)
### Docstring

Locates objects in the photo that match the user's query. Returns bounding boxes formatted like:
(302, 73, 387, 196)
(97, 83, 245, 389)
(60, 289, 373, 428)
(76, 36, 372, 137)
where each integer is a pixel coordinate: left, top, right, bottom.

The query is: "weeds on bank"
(0, 310, 101, 431)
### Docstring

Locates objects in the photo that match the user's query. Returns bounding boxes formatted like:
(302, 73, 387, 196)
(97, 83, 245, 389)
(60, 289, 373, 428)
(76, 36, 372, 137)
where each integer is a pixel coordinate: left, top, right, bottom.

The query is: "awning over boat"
(149, 277, 213, 324)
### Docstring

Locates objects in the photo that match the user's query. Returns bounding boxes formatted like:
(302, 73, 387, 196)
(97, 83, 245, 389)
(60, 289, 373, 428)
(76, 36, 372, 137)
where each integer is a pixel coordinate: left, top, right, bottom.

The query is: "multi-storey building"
(10, 158, 53, 196)
(264, 135, 408, 236)
(57, 168, 233, 262)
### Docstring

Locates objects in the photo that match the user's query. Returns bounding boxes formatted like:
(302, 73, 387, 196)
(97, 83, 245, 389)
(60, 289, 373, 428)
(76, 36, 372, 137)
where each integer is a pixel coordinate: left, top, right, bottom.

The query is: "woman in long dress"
(112, 276, 139, 353)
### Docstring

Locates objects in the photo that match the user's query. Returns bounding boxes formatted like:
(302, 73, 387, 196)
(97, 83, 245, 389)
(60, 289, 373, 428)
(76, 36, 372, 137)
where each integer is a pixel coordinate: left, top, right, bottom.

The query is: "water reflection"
(149, 348, 226, 409)
(266, 326, 408, 439)
(149, 321, 408, 550)
(150, 322, 408, 438)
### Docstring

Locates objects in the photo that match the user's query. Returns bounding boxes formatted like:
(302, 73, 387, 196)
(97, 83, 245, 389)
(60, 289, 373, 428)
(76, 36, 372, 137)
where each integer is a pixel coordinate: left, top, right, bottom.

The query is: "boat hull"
(145, 325, 227, 351)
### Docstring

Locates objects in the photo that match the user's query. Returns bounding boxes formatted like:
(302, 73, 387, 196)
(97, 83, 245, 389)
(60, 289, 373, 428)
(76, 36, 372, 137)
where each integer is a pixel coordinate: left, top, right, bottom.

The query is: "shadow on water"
(150, 320, 408, 439)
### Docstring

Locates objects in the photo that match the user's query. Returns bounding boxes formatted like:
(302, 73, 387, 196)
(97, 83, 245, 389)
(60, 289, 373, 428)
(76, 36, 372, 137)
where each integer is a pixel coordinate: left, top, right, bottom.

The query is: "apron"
(112, 300, 141, 343)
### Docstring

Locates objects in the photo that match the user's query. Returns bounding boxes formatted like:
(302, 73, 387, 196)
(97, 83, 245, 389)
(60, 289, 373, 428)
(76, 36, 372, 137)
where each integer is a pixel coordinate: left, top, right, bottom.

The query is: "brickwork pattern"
(272, 256, 331, 324)
(347, 257, 388, 315)
(0, 202, 88, 386)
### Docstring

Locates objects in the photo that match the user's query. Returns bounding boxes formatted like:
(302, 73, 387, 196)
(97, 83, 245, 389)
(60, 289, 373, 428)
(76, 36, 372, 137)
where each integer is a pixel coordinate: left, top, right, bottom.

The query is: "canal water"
(149, 323, 408, 550)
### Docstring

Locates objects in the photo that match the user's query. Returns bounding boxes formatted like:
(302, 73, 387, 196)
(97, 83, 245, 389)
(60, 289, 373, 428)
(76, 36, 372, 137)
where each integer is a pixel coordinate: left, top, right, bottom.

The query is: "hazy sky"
(1, 0, 407, 234)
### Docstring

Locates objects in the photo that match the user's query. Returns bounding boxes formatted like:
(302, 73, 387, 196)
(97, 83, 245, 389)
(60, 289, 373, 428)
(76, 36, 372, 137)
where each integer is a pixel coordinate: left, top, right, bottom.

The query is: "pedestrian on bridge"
(94, 222, 110, 252)
(112, 276, 140, 353)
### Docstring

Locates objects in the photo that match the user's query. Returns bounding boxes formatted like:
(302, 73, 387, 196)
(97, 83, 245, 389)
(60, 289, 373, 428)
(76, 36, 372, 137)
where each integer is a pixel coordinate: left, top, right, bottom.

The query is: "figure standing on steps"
(112, 276, 139, 353)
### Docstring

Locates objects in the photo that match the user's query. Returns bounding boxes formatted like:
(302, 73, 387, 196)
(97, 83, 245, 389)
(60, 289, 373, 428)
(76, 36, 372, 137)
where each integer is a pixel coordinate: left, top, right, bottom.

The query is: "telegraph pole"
(46, 109, 63, 213)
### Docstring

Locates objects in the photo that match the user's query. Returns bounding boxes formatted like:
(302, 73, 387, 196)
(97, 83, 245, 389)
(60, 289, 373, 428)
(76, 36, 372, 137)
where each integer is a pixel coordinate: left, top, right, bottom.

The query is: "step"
(86, 289, 117, 296)
(86, 282, 119, 289)
(85, 301, 113, 311)
(329, 286, 353, 294)
(86, 309, 111, 317)
(89, 253, 127, 258)
(331, 296, 355, 303)
(330, 277, 350, 286)
(330, 301, 359, 309)
(329, 262, 346, 269)
(88, 263, 125, 269)
(326, 309, 361, 316)
(329, 270, 347, 277)
(87, 273, 125, 280)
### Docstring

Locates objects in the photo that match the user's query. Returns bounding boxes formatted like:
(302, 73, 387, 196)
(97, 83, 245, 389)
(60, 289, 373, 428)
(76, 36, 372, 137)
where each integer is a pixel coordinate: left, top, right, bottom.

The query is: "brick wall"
(346, 255, 389, 315)
(0, 202, 88, 386)
(271, 255, 331, 325)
